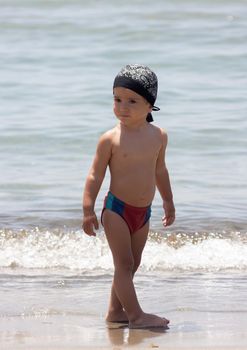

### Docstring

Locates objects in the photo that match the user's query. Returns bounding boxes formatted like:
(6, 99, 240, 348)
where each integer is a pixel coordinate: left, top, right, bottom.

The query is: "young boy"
(82, 64, 175, 328)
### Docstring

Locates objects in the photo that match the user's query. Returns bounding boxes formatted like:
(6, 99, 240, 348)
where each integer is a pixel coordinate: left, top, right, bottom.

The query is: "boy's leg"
(106, 221, 150, 322)
(103, 209, 143, 321)
(103, 210, 169, 327)
(106, 282, 126, 322)
(131, 221, 150, 274)
(129, 223, 170, 328)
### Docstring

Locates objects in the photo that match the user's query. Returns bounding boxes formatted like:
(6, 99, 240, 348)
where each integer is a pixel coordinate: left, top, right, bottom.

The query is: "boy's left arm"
(155, 129, 175, 227)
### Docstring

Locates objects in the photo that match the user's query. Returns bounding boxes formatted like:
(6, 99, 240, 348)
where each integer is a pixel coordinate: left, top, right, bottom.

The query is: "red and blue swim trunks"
(101, 191, 151, 235)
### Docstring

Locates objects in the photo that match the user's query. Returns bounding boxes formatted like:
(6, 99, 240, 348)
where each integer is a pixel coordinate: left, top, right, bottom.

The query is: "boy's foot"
(106, 309, 129, 323)
(129, 312, 169, 329)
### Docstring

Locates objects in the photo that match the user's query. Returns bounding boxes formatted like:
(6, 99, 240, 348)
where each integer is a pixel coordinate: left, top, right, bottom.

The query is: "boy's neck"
(118, 120, 149, 131)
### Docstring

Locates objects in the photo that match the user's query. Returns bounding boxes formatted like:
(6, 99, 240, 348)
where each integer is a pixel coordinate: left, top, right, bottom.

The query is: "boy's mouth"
(119, 114, 130, 118)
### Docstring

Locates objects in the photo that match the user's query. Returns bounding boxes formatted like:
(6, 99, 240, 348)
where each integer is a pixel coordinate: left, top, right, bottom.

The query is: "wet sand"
(1, 312, 247, 350)
(1, 271, 247, 349)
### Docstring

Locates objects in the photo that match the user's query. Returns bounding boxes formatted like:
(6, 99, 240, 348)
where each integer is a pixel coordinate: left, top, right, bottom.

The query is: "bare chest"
(111, 134, 160, 163)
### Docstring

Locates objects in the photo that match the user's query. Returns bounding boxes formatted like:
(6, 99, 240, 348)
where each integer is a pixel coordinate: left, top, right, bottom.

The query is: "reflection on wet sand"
(107, 322, 168, 347)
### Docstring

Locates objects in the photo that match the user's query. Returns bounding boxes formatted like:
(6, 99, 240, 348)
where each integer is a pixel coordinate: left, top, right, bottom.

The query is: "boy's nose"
(120, 101, 129, 111)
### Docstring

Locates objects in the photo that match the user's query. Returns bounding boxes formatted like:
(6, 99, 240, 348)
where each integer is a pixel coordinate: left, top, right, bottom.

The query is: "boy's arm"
(155, 129, 175, 227)
(82, 132, 112, 236)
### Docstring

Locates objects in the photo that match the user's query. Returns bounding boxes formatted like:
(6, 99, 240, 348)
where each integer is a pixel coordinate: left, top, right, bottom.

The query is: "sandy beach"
(1, 270, 247, 350)
(1, 313, 247, 350)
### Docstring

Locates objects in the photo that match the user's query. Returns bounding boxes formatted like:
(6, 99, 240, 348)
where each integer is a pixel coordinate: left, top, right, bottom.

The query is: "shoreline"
(1, 271, 247, 349)
(1, 271, 246, 350)
(1, 314, 247, 350)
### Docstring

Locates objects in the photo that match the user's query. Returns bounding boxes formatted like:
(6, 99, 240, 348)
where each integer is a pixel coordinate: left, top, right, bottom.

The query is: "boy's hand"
(82, 212, 99, 236)
(162, 200, 175, 227)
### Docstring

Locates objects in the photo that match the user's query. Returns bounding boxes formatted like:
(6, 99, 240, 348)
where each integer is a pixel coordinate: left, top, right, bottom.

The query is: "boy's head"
(113, 64, 159, 122)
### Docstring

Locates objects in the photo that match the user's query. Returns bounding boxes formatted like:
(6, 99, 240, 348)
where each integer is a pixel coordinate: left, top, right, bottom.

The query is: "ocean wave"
(0, 228, 246, 272)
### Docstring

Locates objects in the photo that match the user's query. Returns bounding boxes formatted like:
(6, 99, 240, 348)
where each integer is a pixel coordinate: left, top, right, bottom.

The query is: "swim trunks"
(101, 192, 151, 235)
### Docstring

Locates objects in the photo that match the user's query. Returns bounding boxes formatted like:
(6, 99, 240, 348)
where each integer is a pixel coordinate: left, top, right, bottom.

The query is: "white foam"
(0, 229, 112, 271)
(0, 229, 247, 272)
(143, 238, 247, 272)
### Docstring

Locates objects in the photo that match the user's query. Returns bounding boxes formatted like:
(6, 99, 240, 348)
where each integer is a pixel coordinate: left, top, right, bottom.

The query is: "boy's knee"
(114, 257, 134, 273)
(133, 258, 141, 274)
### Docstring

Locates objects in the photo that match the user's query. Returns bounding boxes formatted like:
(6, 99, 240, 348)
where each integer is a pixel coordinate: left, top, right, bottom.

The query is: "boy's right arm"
(82, 132, 112, 236)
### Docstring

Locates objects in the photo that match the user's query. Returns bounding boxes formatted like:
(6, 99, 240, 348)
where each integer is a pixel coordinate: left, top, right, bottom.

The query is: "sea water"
(0, 0, 247, 346)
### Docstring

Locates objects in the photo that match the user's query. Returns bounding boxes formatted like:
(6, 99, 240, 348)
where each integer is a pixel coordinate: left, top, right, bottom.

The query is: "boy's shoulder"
(149, 124, 168, 141)
(97, 127, 118, 148)
(100, 126, 118, 141)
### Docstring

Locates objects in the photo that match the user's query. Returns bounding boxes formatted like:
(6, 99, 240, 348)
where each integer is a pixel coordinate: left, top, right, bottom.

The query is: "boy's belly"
(109, 173, 156, 207)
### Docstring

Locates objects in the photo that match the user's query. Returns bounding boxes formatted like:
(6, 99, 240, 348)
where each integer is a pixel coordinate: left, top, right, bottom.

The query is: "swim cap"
(113, 64, 160, 122)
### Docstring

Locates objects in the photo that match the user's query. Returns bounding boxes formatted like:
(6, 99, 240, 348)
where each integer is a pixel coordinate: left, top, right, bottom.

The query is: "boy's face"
(113, 87, 152, 125)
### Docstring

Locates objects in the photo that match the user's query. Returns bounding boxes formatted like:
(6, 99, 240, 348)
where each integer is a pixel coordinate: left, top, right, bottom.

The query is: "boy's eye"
(129, 99, 136, 104)
(114, 97, 121, 102)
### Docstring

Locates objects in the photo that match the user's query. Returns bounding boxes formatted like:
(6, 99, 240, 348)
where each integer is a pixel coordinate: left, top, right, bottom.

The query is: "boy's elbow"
(155, 164, 168, 178)
(88, 171, 105, 185)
